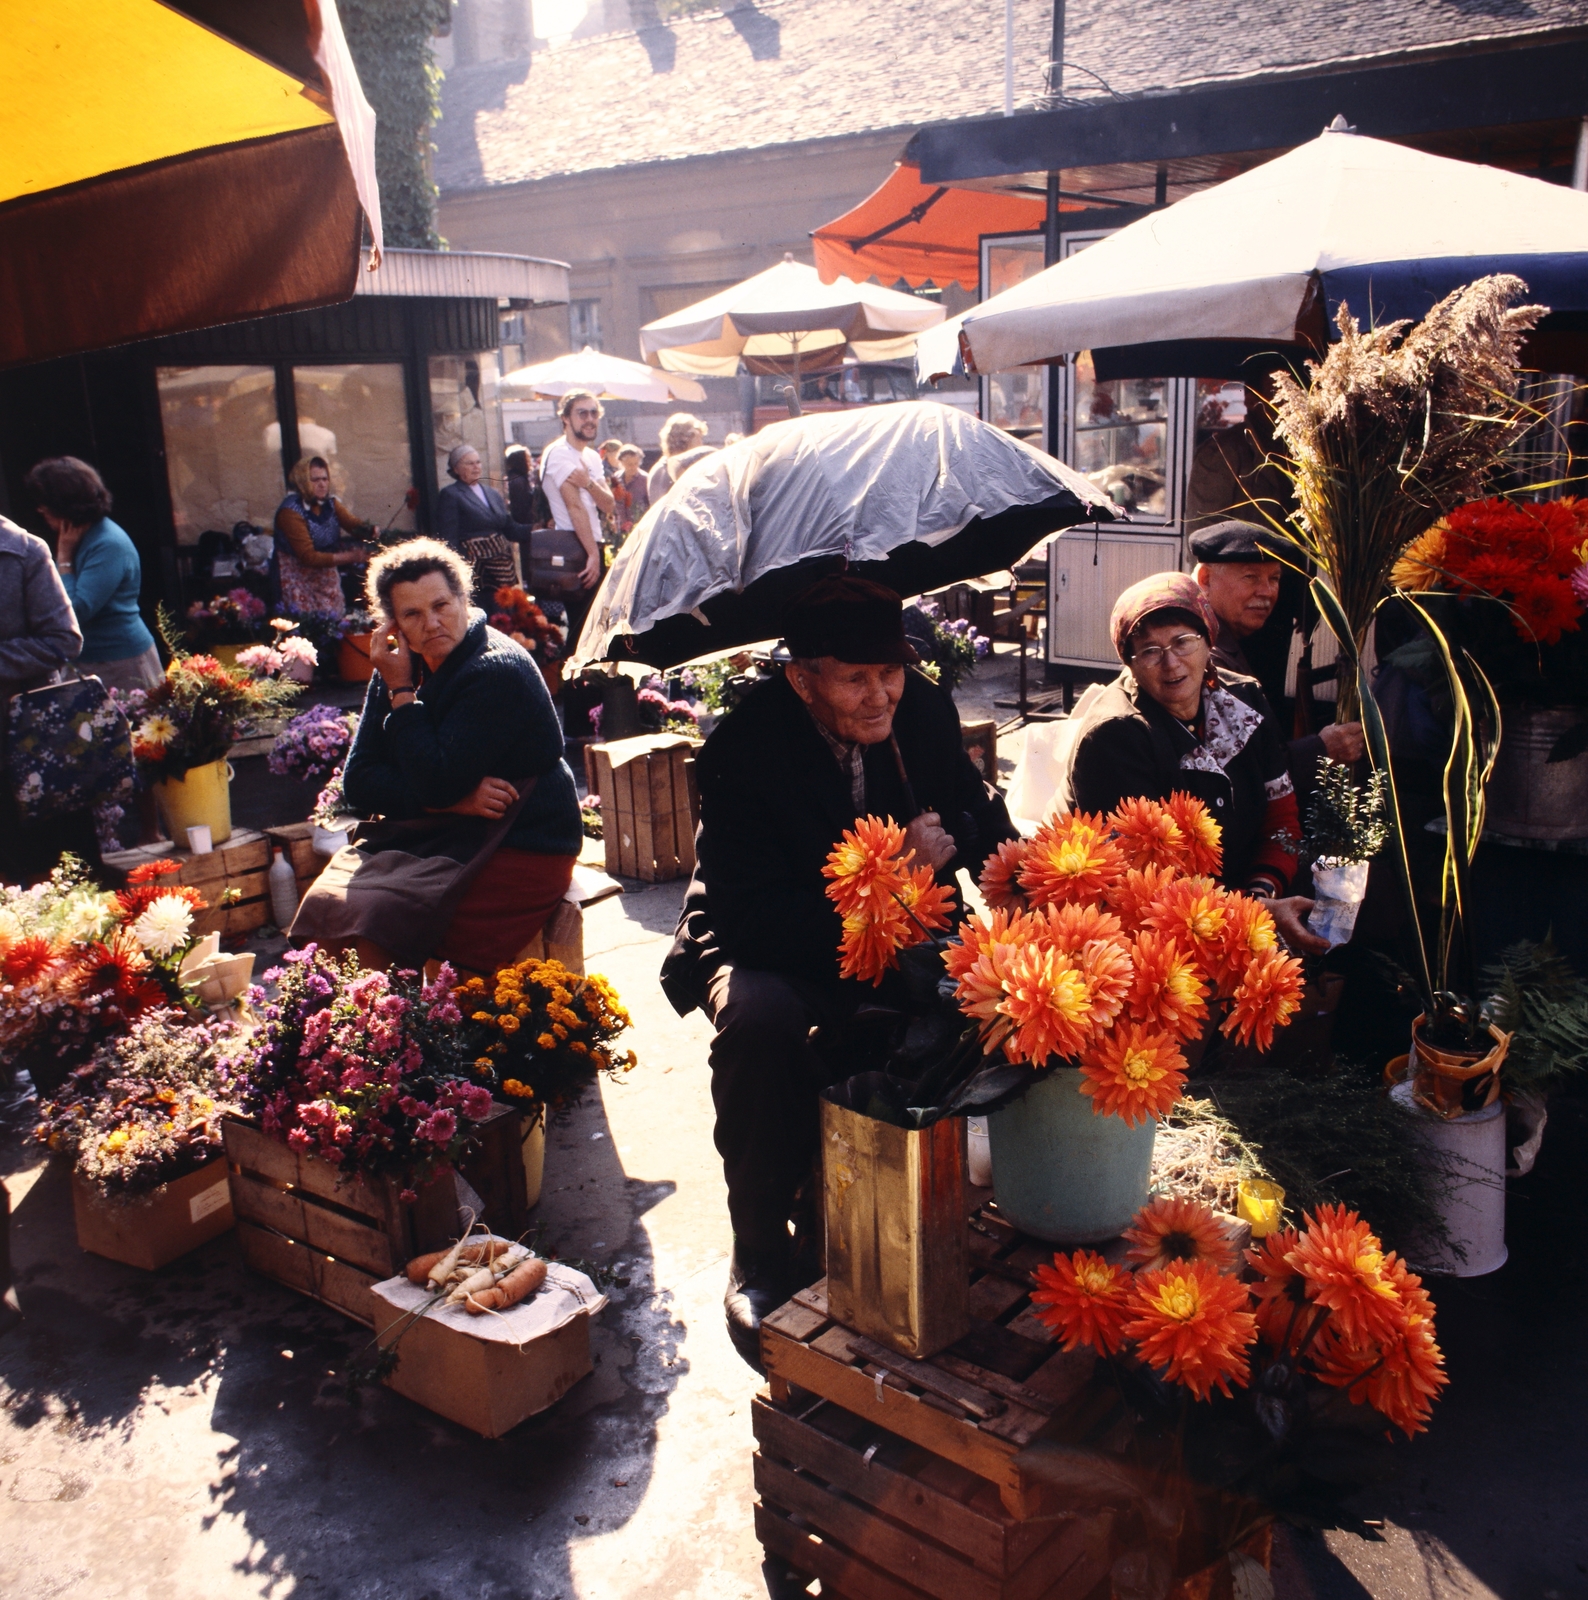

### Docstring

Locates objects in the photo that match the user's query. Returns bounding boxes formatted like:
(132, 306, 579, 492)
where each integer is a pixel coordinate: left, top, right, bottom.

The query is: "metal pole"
(1574, 117, 1588, 191)
(1004, 0, 1014, 116)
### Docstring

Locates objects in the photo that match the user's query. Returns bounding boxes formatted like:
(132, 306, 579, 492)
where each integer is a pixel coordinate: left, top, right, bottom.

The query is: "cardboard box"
(72, 1157, 234, 1271)
(370, 1253, 607, 1437)
(590, 733, 699, 882)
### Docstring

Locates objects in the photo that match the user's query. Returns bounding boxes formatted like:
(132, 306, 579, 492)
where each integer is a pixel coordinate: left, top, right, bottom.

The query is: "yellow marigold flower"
(472, 1010, 494, 1024)
(570, 1040, 588, 1055)
(498, 1013, 521, 1034)
(537, 1033, 557, 1050)
(515, 1002, 530, 1017)
(474, 1057, 494, 1072)
(553, 1023, 568, 1041)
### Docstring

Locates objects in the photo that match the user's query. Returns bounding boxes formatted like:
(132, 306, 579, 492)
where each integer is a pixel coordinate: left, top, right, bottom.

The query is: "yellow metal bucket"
(153, 757, 233, 845)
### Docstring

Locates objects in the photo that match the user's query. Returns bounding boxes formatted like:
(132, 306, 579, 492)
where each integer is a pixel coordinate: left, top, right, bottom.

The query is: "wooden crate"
(753, 1394, 1112, 1600)
(102, 828, 271, 938)
(589, 733, 699, 882)
(761, 1210, 1097, 1522)
(513, 896, 585, 974)
(223, 1105, 529, 1325)
(265, 821, 329, 902)
(962, 719, 998, 785)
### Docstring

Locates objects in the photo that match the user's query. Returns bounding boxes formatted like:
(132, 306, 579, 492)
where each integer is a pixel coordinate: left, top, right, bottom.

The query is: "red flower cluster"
(490, 586, 568, 665)
(1392, 496, 1588, 645)
(115, 859, 206, 923)
(1034, 1196, 1447, 1433)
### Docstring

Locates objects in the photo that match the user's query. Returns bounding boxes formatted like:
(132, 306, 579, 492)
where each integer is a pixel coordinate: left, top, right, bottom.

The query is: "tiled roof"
(435, 0, 1586, 193)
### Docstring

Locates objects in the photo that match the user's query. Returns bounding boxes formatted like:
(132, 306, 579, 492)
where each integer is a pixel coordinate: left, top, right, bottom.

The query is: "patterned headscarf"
(1109, 572, 1219, 663)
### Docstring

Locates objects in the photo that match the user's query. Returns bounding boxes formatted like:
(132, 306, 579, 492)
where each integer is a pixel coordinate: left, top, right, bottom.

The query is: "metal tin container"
(821, 1093, 968, 1360)
(1484, 704, 1588, 840)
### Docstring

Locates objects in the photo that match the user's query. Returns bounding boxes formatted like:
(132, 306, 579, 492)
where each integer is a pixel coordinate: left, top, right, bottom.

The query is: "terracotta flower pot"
(338, 631, 375, 684)
(1409, 1014, 1511, 1120)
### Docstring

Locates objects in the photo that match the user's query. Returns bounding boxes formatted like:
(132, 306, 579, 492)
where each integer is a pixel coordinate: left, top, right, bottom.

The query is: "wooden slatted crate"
(761, 1211, 1098, 1522)
(223, 1105, 528, 1325)
(265, 821, 330, 903)
(102, 828, 271, 938)
(753, 1394, 1112, 1600)
(589, 733, 699, 882)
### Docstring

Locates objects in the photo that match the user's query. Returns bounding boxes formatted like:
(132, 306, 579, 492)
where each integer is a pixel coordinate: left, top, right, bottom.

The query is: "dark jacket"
(660, 668, 1017, 1015)
(342, 614, 581, 858)
(434, 481, 527, 552)
(1059, 668, 1291, 890)
(1211, 616, 1327, 791)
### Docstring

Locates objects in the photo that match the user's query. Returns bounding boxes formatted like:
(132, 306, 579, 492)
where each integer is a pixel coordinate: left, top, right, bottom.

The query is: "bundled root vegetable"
(404, 1226, 548, 1315)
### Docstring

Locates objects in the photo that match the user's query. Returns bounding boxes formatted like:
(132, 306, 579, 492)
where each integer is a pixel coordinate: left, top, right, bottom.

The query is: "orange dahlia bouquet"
(821, 794, 1304, 1124)
(1029, 1192, 1447, 1555)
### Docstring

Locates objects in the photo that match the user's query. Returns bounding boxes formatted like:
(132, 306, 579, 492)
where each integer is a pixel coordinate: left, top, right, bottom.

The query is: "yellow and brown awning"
(0, 0, 383, 368)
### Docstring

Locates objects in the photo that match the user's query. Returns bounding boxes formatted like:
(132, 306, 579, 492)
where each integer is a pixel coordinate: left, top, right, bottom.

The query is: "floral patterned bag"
(7, 676, 137, 821)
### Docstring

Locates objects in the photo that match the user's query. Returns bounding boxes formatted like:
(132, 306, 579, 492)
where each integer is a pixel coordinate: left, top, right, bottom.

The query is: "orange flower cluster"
(821, 817, 955, 985)
(1391, 496, 1588, 645)
(947, 798, 1302, 1124)
(1034, 1195, 1447, 1433)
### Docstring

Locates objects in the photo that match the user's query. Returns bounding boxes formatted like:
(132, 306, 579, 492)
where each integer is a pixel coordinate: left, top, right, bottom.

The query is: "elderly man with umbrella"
(660, 575, 1018, 1365)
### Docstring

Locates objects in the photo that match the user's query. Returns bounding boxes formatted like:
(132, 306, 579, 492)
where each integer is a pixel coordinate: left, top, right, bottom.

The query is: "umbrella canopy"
(813, 163, 1046, 292)
(919, 125, 1588, 382)
(574, 403, 1111, 669)
(500, 346, 707, 404)
(2, 0, 383, 369)
(640, 256, 946, 379)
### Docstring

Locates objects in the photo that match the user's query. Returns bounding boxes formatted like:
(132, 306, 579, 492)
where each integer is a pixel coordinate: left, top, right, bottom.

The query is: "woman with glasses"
(1061, 571, 1326, 954)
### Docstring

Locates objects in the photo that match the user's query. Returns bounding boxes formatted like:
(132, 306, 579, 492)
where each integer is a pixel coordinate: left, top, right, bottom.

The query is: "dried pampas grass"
(1266, 274, 1546, 717)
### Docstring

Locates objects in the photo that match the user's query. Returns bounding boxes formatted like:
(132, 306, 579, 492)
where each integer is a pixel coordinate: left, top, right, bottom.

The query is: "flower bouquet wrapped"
(454, 957, 636, 1128)
(269, 704, 359, 786)
(1022, 1193, 1446, 1572)
(0, 858, 215, 1093)
(231, 945, 496, 1197)
(822, 795, 1304, 1127)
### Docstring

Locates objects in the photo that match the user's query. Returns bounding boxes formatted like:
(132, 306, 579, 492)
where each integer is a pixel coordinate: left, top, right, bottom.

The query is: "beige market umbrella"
(500, 346, 706, 404)
(639, 256, 944, 394)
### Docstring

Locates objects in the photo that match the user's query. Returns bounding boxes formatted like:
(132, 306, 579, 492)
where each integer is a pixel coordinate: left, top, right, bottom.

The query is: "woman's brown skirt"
(434, 847, 576, 976)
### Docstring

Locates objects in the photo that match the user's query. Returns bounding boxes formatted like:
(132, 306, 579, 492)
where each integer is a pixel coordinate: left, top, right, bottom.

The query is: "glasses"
(571, 408, 601, 421)
(1131, 632, 1205, 670)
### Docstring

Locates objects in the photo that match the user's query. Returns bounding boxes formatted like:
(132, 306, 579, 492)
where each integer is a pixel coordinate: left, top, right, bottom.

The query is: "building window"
(978, 236, 1048, 443)
(430, 353, 504, 496)
(569, 299, 603, 351)
(156, 365, 283, 545)
(292, 364, 413, 528)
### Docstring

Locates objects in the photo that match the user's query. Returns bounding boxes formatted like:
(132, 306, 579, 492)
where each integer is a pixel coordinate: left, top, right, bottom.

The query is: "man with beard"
(539, 391, 614, 641)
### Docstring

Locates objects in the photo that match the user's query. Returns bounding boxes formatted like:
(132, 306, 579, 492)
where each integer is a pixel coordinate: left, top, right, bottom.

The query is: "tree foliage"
(340, 0, 452, 251)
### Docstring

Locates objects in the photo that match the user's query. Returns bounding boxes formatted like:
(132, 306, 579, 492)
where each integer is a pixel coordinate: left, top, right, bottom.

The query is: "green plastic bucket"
(986, 1067, 1155, 1243)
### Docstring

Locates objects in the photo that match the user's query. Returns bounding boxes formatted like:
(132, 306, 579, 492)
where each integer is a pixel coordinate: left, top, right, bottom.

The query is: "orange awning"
(813, 164, 1045, 292)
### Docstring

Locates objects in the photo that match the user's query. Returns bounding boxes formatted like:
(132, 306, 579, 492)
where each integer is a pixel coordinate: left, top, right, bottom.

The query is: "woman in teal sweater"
(25, 457, 160, 692)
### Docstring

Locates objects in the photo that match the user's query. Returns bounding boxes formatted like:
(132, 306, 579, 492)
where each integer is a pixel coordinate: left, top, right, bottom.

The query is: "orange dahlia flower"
(2, 935, 64, 986)
(822, 816, 910, 915)
(1105, 863, 1178, 932)
(1124, 1259, 1256, 1400)
(1123, 1195, 1238, 1273)
(837, 903, 911, 986)
(951, 934, 1030, 1030)
(895, 863, 954, 937)
(942, 908, 1021, 986)
(1034, 901, 1124, 953)
(1245, 1228, 1311, 1351)
(1019, 811, 1123, 908)
(1107, 796, 1185, 873)
(1285, 1204, 1404, 1347)
(1030, 1250, 1131, 1354)
(1127, 930, 1208, 1043)
(1165, 791, 1223, 876)
(1075, 936, 1134, 1034)
(1078, 1020, 1186, 1126)
(979, 838, 1030, 911)
(1220, 948, 1306, 1052)
(1000, 944, 1097, 1065)
(1215, 893, 1280, 997)
(1143, 875, 1230, 965)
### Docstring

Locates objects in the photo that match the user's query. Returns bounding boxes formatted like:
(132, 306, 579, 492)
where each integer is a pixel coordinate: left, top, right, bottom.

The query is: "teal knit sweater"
(342, 615, 582, 858)
(63, 518, 155, 662)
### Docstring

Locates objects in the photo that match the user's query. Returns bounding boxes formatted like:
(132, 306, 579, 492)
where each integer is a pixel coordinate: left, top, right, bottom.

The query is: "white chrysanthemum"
(132, 895, 193, 957)
(136, 714, 179, 748)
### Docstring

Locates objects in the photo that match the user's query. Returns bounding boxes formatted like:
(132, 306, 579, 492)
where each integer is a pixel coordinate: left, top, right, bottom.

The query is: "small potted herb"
(1301, 757, 1389, 948)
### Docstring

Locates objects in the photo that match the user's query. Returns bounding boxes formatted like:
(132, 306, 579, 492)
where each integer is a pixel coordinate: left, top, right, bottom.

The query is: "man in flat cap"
(1191, 520, 1364, 782)
(661, 574, 1016, 1365)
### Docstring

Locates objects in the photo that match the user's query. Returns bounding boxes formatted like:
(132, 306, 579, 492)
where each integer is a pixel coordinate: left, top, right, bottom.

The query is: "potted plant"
(903, 597, 992, 693)
(122, 619, 300, 845)
(1022, 1192, 1447, 1594)
(35, 1009, 243, 1269)
(334, 608, 380, 685)
(308, 765, 357, 856)
(1390, 495, 1588, 839)
(1300, 756, 1390, 949)
(236, 633, 318, 686)
(268, 704, 359, 792)
(183, 587, 269, 661)
(0, 856, 215, 1094)
(453, 955, 636, 1209)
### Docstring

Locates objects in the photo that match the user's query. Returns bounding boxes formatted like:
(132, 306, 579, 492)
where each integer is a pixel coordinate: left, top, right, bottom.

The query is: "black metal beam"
(909, 35, 1588, 183)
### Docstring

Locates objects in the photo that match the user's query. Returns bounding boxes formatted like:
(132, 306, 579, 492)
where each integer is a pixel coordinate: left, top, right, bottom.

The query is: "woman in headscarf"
(1060, 571, 1325, 953)
(273, 455, 376, 616)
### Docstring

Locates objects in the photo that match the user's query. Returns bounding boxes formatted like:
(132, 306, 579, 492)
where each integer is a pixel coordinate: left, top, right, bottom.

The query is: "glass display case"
(293, 363, 413, 525)
(979, 234, 1048, 441)
(156, 365, 284, 544)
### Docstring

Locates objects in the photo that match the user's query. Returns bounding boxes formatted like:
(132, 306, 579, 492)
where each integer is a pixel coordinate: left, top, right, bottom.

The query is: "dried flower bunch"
(269, 703, 359, 786)
(824, 797, 1304, 1125)
(233, 945, 492, 1196)
(1267, 275, 1546, 717)
(35, 1009, 242, 1197)
(1033, 1193, 1447, 1438)
(455, 958, 636, 1126)
(0, 859, 210, 1094)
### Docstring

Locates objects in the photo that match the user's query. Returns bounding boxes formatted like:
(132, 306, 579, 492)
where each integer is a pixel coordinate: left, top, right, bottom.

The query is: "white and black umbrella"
(573, 402, 1112, 669)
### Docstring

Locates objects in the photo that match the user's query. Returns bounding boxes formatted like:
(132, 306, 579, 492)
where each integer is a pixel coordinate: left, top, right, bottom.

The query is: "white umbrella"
(640, 255, 945, 384)
(920, 124, 1588, 380)
(500, 345, 707, 404)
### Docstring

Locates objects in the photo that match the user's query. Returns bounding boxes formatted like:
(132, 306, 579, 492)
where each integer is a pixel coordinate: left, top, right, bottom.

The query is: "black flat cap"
(1189, 519, 1292, 564)
(782, 574, 919, 665)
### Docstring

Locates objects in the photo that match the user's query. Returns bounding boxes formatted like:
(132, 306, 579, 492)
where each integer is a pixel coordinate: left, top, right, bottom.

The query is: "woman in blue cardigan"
(26, 457, 160, 692)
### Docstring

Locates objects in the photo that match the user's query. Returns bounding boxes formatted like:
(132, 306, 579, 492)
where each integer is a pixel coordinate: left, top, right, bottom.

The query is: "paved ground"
(1, 644, 1584, 1598)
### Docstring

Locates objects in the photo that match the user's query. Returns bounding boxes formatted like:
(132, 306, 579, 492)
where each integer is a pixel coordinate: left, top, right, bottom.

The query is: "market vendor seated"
(1191, 519, 1365, 783)
(1059, 570, 1327, 957)
(660, 575, 1017, 1366)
